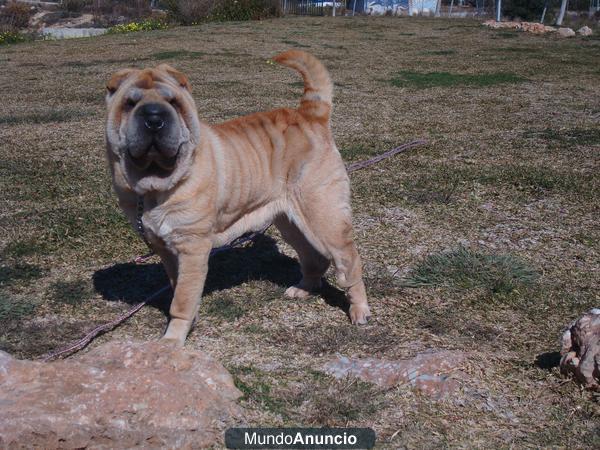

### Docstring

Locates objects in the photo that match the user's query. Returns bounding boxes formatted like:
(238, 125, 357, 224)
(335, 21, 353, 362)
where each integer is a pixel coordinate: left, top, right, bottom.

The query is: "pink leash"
(40, 139, 426, 361)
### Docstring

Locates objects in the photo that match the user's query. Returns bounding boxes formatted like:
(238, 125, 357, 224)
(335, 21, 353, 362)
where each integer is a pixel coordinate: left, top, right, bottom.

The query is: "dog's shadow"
(93, 234, 348, 316)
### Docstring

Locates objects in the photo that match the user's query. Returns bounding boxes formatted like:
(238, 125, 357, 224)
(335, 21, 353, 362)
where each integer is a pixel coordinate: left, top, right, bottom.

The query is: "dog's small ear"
(106, 69, 135, 95)
(158, 64, 191, 92)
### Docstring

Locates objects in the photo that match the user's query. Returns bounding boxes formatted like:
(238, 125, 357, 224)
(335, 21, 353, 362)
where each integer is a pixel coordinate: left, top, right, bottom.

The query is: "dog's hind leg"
(274, 214, 330, 298)
(289, 182, 371, 325)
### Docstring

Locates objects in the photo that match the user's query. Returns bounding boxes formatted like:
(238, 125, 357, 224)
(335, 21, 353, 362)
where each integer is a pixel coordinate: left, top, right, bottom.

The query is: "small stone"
(577, 26, 593, 36)
(323, 350, 465, 400)
(557, 27, 576, 38)
(0, 341, 242, 448)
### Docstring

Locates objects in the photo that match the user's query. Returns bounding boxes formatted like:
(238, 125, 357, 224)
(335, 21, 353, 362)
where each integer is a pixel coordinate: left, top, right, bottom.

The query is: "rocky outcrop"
(324, 350, 466, 400)
(561, 308, 600, 390)
(0, 341, 242, 449)
(521, 22, 555, 34)
(483, 20, 556, 35)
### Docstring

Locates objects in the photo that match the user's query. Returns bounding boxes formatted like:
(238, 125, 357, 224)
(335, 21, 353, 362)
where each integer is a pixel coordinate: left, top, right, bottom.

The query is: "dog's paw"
(161, 318, 191, 347)
(349, 304, 371, 325)
(284, 278, 322, 299)
(284, 285, 313, 298)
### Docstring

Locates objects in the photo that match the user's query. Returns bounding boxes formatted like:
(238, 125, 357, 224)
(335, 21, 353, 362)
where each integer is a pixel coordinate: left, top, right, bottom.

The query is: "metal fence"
(278, 0, 493, 17)
(281, 0, 327, 16)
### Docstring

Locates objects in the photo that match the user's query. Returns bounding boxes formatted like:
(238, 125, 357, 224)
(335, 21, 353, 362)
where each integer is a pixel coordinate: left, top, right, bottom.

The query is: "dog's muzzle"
(126, 102, 182, 172)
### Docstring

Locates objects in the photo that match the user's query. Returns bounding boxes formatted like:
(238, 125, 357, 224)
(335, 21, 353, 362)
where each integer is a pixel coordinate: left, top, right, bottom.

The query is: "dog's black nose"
(140, 103, 167, 132)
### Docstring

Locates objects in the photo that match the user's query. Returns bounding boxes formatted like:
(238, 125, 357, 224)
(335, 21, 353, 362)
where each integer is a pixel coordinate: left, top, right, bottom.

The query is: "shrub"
(0, 28, 25, 45)
(89, 0, 152, 20)
(57, 1, 154, 26)
(499, 0, 590, 23)
(108, 18, 168, 34)
(60, 0, 92, 14)
(162, 0, 281, 25)
(161, 0, 215, 25)
(211, 0, 282, 21)
(0, 1, 33, 29)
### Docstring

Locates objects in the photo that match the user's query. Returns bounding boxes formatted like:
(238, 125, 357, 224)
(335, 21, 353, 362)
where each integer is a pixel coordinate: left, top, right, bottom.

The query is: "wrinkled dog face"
(105, 65, 201, 193)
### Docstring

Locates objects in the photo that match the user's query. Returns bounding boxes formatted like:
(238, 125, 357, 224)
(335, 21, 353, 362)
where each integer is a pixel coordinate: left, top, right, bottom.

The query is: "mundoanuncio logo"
(225, 427, 376, 449)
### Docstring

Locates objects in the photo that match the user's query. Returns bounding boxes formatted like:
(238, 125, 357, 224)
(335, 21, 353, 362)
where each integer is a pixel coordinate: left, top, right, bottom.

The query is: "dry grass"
(1, 16, 599, 447)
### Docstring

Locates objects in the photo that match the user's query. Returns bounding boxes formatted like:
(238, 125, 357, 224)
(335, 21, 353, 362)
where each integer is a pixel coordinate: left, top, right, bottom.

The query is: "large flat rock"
(0, 341, 242, 449)
(324, 350, 466, 400)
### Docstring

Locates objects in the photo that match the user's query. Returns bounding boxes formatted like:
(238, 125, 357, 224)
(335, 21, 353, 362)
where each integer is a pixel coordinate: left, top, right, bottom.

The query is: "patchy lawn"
(1, 16, 599, 447)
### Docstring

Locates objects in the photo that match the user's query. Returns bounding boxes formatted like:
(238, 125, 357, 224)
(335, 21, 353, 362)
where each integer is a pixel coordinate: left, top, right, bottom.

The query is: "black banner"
(225, 427, 376, 449)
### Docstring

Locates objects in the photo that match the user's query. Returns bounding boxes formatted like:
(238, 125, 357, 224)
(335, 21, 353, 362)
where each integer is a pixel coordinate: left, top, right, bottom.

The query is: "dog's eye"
(169, 98, 178, 108)
(125, 98, 137, 109)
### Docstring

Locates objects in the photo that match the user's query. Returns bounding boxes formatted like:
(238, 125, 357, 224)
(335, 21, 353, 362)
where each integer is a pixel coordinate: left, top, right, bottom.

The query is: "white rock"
(577, 26, 593, 37)
(41, 27, 107, 40)
(557, 27, 576, 38)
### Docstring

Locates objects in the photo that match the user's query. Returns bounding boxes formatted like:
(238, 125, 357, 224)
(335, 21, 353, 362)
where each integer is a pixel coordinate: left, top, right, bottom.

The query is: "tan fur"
(105, 50, 371, 345)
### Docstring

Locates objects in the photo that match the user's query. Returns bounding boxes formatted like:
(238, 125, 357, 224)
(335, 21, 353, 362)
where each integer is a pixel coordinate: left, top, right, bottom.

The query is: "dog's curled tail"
(273, 50, 333, 121)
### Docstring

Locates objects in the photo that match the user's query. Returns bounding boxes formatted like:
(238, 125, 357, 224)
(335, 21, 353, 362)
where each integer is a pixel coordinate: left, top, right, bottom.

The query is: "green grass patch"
(2, 239, 49, 259)
(0, 109, 95, 125)
(0, 293, 36, 322)
(401, 246, 537, 294)
(203, 296, 246, 321)
(281, 39, 310, 48)
(229, 366, 289, 416)
(524, 127, 600, 147)
(0, 157, 93, 201)
(243, 324, 265, 334)
(48, 280, 94, 306)
(354, 159, 596, 210)
(63, 57, 150, 68)
(4, 204, 133, 259)
(151, 50, 205, 60)
(495, 46, 541, 53)
(408, 162, 596, 199)
(0, 263, 44, 288)
(490, 31, 520, 39)
(340, 142, 395, 161)
(404, 164, 461, 204)
(321, 43, 345, 49)
(299, 378, 387, 426)
(34, 206, 131, 252)
(391, 71, 525, 89)
(476, 164, 596, 196)
(423, 49, 457, 55)
(573, 232, 597, 248)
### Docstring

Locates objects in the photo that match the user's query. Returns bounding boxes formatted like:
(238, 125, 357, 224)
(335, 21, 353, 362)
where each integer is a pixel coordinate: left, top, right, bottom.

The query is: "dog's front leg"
(161, 239, 212, 346)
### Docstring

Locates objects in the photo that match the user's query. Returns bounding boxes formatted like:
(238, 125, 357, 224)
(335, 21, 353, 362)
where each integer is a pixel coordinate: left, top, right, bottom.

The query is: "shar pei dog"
(105, 50, 371, 345)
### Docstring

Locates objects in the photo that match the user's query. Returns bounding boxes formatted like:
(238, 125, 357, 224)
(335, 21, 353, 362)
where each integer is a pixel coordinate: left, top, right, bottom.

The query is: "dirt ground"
(0, 16, 599, 448)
